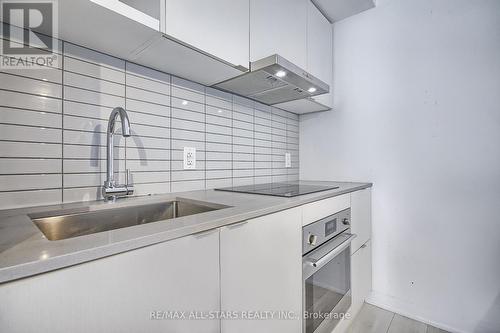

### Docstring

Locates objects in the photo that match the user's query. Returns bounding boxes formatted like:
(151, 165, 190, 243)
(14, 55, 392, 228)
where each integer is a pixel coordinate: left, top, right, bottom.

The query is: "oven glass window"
(304, 247, 350, 333)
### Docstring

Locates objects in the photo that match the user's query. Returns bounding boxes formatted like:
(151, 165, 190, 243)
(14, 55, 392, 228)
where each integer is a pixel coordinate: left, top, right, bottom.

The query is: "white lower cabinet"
(350, 188, 372, 254)
(220, 208, 303, 333)
(351, 240, 372, 318)
(0, 230, 221, 333)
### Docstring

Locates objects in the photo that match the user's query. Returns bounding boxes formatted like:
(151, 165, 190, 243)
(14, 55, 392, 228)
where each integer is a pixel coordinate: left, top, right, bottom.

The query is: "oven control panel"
(302, 208, 351, 254)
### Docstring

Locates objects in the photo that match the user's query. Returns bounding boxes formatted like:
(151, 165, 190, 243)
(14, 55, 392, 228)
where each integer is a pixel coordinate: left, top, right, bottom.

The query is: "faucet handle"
(126, 169, 133, 186)
(126, 169, 134, 195)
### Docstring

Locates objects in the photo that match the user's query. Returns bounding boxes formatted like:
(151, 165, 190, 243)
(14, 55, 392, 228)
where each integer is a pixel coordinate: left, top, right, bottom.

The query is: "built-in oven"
(302, 208, 356, 333)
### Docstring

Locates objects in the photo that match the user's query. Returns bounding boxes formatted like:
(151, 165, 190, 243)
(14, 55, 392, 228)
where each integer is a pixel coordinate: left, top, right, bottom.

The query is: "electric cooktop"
(214, 182, 339, 198)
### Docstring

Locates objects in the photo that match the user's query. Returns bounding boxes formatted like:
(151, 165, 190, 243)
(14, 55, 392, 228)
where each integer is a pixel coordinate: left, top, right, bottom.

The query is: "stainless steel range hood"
(213, 54, 330, 108)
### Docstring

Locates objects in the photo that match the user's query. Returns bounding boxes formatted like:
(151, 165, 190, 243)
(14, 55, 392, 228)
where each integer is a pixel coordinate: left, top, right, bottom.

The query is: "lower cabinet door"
(350, 240, 372, 318)
(220, 208, 303, 333)
(0, 230, 221, 333)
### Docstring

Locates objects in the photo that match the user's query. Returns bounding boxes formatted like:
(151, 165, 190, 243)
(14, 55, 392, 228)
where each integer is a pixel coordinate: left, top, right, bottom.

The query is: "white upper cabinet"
(164, 0, 250, 70)
(250, 0, 308, 69)
(307, 1, 333, 108)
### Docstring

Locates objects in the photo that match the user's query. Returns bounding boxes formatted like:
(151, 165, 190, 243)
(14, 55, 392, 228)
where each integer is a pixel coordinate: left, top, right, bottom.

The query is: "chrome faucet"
(102, 107, 134, 201)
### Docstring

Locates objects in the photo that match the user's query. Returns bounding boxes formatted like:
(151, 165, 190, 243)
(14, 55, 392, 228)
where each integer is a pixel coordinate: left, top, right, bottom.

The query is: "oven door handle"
(305, 233, 357, 270)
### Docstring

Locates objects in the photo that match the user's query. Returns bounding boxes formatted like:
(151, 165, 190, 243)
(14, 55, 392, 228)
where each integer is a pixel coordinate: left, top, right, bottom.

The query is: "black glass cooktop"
(214, 182, 339, 197)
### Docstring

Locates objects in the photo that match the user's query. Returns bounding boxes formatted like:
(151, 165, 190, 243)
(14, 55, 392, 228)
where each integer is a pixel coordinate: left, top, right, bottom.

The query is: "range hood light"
(275, 70, 287, 78)
(308, 87, 317, 93)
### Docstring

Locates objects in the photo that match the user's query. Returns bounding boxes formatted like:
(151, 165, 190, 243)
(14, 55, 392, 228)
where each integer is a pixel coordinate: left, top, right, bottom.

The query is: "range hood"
(213, 54, 330, 110)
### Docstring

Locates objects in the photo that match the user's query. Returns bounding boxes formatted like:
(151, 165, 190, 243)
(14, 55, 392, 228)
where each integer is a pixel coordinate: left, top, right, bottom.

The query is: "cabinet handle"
(226, 221, 248, 229)
(193, 229, 218, 238)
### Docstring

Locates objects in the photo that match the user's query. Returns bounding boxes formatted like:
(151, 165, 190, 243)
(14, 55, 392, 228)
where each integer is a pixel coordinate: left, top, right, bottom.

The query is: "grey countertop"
(0, 181, 371, 284)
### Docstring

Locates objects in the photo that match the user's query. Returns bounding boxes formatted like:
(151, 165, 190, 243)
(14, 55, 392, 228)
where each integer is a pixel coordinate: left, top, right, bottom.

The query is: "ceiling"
(311, 0, 376, 23)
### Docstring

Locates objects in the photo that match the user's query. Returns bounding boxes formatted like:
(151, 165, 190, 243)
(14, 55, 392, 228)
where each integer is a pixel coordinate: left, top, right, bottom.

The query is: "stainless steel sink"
(30, 199, 227, 241)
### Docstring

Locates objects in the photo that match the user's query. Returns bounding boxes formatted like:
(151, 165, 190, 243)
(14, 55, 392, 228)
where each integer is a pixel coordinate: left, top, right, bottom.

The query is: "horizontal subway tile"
(172, 128, 205, 141)
(127, 148, 170, 161)
(127, 136, 170, 150)
(233, 136, 253, 146)
(206, 170, 232, 179)
(206, 161, 231, 170)
(172, 107, 205, 123)
(233, 119, 253, 131)
(206, 142, 231, 152)
(64, 173, 104, 188)
(206, 105, 231, 119)
(0, 158, 61, 174)
(254, 108, 271, 119)
(255, 168, 272, 176)
(206, 178, 232, 188)
(206, 123, 231, 136)
(0, 189, 62, 209)
(171, 170, 205, 182)
(126, 62, 170, 85)
(64, 159, 107, 173)
(64, 56, 125, 83)
(0, 73, 61, 98)
(134, 182, 170, 196)
(255, 175, 272, 184)
(0, 107, 61, 128)
(233, 127, 253, 138)
(171, 86, 204, 104)
(232, 177, 254, 186)
(63, 144, 124, 160)
(0, 65, 62, 84)
(171, 97, 204, 113)
(64, 86, 125, 108)
(126, 160, 170, 172)
(171, 180, 205, 193)
(233, 169, 254, 178)
(171, 118, 205, 132)
(126, 99, 170, 117)
(64, 71, 125, 96)
(128, 111, 170, 128)
(129, 171, 170, 184)
(63, 186, 101, 203)
(206, 114, 231, 127)
(233, 153, 253, 161)
(126, 73, 170, 95)
(233, 145, 253, 154)
(171, 139, 205, 151)
(64, 42, 125, 72)
(0, 90, 61, 113)
(126, 86, 169, 105)
(172, 76, 204, 95)
(0, 124, 61, 143)
(0, 141, 61, 158)
(0, 174, 62, 191)
(233, 161, 253, 169)
(233, 111, 253, 123)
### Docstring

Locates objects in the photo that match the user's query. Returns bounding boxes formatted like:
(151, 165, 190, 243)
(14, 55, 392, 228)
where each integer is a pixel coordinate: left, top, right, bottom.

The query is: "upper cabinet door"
(250, 0, 308, 69)
(307, 1, 333, 107)
(164, 0, 250, 70)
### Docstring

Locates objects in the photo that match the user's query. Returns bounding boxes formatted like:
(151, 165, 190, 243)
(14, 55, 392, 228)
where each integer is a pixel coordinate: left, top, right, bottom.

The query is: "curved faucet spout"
(103, 107, 134, 200)
(108, 107, 131, 137)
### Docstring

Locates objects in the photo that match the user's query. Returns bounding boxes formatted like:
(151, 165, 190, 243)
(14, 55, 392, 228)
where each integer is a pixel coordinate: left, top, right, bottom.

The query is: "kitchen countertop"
(0, 181, 371, 284)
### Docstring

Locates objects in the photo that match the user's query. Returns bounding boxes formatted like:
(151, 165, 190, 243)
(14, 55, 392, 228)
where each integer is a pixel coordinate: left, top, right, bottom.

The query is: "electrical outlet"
(183, 147, 196, 169)
(285, 152, 291, 168)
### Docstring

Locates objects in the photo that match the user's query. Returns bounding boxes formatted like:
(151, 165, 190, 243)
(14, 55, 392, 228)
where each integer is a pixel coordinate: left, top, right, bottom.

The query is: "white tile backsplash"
(0, 25, 300, 209)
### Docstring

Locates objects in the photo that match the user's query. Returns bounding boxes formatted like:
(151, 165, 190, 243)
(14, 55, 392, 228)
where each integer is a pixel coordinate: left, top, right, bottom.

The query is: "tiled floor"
(347, 304, 449, 333)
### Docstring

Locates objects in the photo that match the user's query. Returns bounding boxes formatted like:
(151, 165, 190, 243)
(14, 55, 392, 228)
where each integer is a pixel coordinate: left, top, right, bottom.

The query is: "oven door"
(303, 232, 356, 333)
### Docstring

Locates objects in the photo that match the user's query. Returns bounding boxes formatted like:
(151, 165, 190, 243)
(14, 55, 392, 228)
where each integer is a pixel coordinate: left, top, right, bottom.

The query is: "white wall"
(300, 1, 500, 332)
